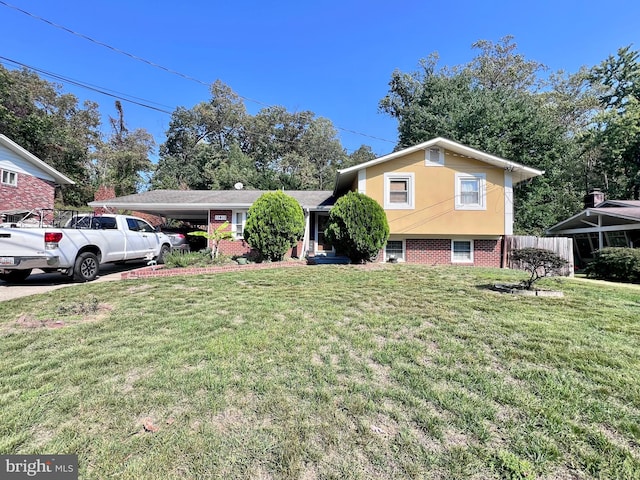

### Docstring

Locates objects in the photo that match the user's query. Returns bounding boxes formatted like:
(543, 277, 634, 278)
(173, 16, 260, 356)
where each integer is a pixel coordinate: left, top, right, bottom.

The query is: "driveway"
(0, 262, 146, 302)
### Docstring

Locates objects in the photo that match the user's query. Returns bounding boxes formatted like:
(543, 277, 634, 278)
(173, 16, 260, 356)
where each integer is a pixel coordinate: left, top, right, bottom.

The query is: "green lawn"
(1, 265, 639, 479)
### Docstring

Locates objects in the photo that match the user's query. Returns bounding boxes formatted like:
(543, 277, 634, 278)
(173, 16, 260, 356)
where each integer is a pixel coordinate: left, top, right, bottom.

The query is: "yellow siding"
(364, 149, 506, 236)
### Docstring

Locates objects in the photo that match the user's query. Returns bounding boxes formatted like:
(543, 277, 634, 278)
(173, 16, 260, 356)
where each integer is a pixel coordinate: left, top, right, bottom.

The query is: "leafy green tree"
(324, 192, 389, 263)
(94, 101, 155, 196)
(378, 39, 582, 234)
(243, 191, 305, 261)
(0, 65, 101, 205)
(154, 81, 347, 191)
(344, 145, 377, 169)
(587, 45, 640, 199)
(153, 80, 247, 190)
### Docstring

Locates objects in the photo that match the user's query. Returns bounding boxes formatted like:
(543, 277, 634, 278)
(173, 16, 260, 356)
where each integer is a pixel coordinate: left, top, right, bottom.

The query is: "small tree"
(243, 191, 305, 261)
(188, 221, 233, 259)
(324, 191, 389, 263)
(510, 247, 569, 290)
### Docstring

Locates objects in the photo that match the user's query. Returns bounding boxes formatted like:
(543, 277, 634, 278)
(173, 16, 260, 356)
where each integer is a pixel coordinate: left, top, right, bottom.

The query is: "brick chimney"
(584, 188, 605, 208)
(93, 185, 117, 215)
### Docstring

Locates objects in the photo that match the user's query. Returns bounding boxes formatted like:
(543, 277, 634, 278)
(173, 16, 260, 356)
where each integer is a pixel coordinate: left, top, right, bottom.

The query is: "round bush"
(244, 190, 305, 261)
(324, 191, 389, 263)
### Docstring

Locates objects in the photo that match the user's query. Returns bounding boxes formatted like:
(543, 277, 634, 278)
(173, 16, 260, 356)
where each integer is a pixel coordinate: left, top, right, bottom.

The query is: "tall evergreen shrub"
(244, 191, 305, 261)
(325, 191, 389, 263)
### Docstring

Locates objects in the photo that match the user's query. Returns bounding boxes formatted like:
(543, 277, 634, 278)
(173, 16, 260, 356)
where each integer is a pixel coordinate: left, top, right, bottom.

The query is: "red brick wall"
(209, 210, 252, 256)
(209, 210, 304, 258)
(405, 238, 501, 267)
(0, 173, 55, 212)
(473, 239, 502, 268)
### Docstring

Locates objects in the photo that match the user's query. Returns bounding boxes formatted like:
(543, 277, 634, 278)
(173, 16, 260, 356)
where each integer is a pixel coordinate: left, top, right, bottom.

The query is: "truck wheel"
(156, 244, 171, 265)
(73, 252, 99, 282)
(0, 269, 32, 283)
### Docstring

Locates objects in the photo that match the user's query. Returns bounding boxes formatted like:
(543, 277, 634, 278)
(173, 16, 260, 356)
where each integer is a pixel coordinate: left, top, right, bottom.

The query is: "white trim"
(357, 169, 366, 194)
(504, 172, 513, 235)
(424, 146, 444, 166)
(384, 239, 406, 262)
(551, 223, 640, 235)
(451, 239, 474, 263)
(0, 134, 75, 185)
(231, 210, 247, 239)
(384, 172, 415, 210)
(455, 173, 486, 210)
(336, 137, 544, 181)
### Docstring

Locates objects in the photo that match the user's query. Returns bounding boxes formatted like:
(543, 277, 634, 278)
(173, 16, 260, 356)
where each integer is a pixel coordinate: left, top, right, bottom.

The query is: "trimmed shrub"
(585, 247, 640, 283)
(324, 191, 389, 263)
(244, 191, 305, 262)
(510, 247, 569, 289)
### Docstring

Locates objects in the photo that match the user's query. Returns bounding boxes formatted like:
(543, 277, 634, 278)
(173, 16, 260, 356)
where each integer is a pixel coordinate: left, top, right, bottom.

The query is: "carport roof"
(88, 189, 336, 222)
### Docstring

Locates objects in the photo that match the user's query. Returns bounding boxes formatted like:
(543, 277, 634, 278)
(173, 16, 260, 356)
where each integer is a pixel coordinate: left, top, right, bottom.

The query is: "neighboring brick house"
(90, 138, 544, 266)
(0, 134, 74, 221)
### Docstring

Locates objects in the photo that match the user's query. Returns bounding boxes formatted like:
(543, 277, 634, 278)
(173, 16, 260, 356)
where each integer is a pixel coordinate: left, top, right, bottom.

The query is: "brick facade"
(405, 238, 501, 267)
(0, 172, 55, 212)
(209, 210, 304, 258)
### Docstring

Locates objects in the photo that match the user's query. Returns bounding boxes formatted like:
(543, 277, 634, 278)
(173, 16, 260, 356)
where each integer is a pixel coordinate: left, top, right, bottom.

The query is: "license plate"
(0, 257, 15, 265)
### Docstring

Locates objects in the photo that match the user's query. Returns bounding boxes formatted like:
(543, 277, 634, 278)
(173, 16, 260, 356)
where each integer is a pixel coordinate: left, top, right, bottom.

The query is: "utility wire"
(0, 56, 174, 114)
(1, 55, 373, 154)
(0, 0, 397, 146)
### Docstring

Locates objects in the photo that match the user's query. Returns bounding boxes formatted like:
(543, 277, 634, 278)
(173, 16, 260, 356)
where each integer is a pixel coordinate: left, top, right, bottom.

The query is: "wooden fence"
(504, 236, 574, 277)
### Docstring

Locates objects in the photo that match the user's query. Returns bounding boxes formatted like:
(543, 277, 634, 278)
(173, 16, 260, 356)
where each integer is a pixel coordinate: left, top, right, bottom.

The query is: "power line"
(0, 55, 375, 155)
(0, 56, 174, 114)
(0, 0, 397, 147)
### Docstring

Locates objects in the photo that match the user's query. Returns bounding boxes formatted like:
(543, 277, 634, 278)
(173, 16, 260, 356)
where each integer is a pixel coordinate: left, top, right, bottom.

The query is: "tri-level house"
(332, 138, 543, 266)
(90, 138, 543, 265)
(0, 134, 75, 222)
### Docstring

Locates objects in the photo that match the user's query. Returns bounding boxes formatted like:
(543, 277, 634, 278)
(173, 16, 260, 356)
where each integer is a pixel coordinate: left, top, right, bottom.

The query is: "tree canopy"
(379, 36, 640, 234)
(3, 37, 640, 239)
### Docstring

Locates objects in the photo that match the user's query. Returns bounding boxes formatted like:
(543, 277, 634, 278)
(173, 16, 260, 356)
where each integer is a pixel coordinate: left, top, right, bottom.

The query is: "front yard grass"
(0, 265, 639, 479)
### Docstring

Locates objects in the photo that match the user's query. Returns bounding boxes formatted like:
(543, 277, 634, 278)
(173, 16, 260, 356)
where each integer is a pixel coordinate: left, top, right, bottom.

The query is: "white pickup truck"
(0, 213, 172, 283)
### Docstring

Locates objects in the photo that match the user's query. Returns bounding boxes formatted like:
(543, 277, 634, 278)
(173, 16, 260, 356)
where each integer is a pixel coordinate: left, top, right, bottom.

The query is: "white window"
(455, 173, 486, 210)
(385, 240, 405, 262)
(451, 239, 474, 263)
(232, 211, 247, 239)
(384, 172, 415, 209)
(425, 147, 444, 166)
(1, 169, 17, 186)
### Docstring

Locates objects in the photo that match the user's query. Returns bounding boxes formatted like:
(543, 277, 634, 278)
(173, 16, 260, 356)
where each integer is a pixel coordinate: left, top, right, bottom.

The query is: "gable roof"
(334, 137, 544, 194)
(0, 134, 75, 185)
(88, 189, 336, 222)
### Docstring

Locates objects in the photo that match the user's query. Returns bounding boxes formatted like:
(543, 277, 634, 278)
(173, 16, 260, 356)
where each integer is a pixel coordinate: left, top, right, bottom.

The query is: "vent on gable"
(425, 147, 444, 166)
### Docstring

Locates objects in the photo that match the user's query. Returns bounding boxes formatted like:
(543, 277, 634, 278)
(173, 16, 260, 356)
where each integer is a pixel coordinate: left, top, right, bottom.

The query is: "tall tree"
(0, 65, 101, 205)
(154, 80, 347, 191)
(153, 80, 247, 190)
(587, 46, 640, 199)
(94, 101, 155, 196)
(379, 39, 582, 234)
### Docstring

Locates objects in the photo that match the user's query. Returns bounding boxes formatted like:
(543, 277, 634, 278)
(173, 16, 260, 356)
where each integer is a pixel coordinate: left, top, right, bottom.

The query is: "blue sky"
(1, 0, 639, 158)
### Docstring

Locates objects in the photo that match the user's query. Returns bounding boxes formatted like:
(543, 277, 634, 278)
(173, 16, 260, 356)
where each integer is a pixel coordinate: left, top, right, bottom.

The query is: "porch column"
(301, 209, 310, 256)
(598, 214, 604, 250)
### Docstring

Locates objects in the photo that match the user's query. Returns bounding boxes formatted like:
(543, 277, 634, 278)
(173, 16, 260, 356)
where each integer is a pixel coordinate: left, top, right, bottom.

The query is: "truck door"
(125, 218, 155, 259)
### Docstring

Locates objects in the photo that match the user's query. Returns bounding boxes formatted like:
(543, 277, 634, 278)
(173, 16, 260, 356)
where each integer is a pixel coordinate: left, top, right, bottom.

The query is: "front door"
(315, 213, 334, 254)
